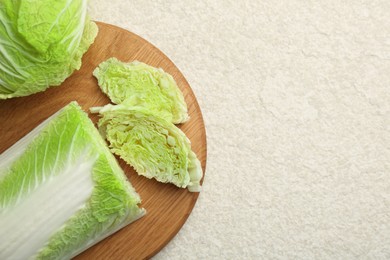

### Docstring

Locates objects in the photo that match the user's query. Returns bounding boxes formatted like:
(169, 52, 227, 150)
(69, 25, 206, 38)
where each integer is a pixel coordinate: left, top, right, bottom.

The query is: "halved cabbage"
(0, 0, 98, 99)
(96, 104, 202, 192)
(93, 58, 188, 124)
(0, 102, 145, 259)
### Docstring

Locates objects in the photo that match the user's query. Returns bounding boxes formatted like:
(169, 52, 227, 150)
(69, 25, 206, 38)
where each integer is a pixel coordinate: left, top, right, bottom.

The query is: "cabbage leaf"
(96, 104, 202, 192)
(0, 0, 98, 99)
(0, 102, 145, 260)
(93, 58, 188, 124)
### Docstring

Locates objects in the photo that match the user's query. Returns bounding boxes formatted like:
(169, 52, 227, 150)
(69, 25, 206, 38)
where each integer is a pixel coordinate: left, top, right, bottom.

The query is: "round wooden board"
(0, 22, 206, 259)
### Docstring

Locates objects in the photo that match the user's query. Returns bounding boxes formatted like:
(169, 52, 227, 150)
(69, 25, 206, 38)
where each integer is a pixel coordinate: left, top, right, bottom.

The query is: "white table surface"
(91, 1, 390, 259)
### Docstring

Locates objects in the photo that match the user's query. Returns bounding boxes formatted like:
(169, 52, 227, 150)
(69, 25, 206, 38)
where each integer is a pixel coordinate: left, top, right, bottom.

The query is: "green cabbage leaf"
(96, 104, 202, 192)
(0, 0, 98, 99)
(93, 58, 188, 124)
(0, 102, 145, 259)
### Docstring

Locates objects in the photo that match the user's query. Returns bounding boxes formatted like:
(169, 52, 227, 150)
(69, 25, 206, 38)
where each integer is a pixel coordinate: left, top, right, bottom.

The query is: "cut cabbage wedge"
(93, 58, 188, 124)
(0, 102, 145, 260)
(95, 104, 202, 192)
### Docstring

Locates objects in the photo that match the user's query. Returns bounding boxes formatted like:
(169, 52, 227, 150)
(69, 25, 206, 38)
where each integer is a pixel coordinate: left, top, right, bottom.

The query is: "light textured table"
(91, 1, 390, 259)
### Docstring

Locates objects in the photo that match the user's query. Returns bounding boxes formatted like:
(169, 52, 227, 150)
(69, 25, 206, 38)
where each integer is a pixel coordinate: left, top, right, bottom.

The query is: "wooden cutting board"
(0, 22, 206, 260)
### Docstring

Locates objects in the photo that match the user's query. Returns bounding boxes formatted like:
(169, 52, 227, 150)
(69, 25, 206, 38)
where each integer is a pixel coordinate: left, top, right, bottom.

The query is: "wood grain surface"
(0, 22, 207, 260)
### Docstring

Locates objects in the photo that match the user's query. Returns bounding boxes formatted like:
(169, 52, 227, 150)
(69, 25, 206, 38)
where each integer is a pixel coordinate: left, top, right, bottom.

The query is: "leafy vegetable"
(96, 104, 202, 192)
(0, 102, 145, 260)
(0, 0, 98, 99)
(93, 58, 188, 124)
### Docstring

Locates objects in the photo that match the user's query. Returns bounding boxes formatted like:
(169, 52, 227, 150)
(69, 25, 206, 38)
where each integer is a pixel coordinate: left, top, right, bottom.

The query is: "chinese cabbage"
(0, 102, 145, 260)
(0, 0, 98, 99)
(93, 58, 188, 124)
(96, 104, 202, 192)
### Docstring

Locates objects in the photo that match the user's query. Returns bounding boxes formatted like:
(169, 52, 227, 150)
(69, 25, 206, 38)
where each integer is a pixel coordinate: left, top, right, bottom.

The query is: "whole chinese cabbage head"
(0, 0, 98, 99)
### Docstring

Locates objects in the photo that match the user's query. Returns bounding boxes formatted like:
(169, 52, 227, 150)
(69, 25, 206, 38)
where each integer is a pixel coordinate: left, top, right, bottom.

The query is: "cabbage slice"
(96, 104, 202, 192)
(0, 0, 98, 99)
(0, 102, 145, 260)
(93, 58, 188, 124)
